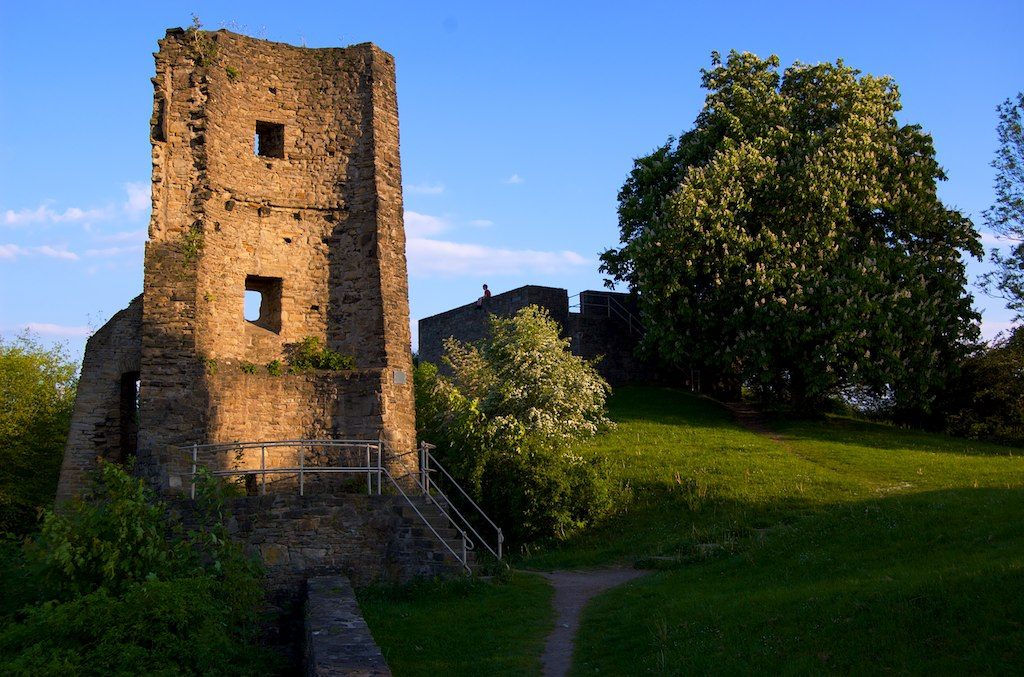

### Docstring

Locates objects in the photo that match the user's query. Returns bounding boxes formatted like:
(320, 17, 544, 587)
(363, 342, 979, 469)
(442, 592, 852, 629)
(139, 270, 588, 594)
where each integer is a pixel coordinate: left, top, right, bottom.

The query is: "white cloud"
(96, 229, 147, 243)
(84, 245, 145, 258)
(404, 210, 451, 237)
(469, 219, 494, 228)
(405, 181, 445, 195)
(4, 203, 110, 225)
(37, 245, 79, 260)
(979, 230, 1021, 248)
(980, 317, 1019, 343)
(408, 237, 588, 277)
(22, 323, 91, 338)
(122, 182, 150, 216)
(0, 243, 79, 260)
(504, 174, 524, 185)
(3, 183, 149, 228)
(0, 244, 28, 260)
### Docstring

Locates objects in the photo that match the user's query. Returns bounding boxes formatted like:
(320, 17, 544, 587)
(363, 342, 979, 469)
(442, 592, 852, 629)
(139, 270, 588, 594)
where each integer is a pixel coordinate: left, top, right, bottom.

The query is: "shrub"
(0, 463, 279, 675)
(935, 326, 1024, 443)
(287, 336, 355, 372)
(415, 306, 620, 545)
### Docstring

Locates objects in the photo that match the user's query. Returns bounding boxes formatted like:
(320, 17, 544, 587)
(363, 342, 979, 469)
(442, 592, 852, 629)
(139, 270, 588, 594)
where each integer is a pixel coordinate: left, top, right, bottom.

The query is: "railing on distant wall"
(180, 439, 503, 568)
(569, 292, 646, 337)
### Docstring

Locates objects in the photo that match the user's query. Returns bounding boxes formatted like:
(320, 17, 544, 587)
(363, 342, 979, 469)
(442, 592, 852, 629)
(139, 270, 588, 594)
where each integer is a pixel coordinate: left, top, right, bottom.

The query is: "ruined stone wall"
(56, 296, 143, 503)
(136, 29, 414, 490)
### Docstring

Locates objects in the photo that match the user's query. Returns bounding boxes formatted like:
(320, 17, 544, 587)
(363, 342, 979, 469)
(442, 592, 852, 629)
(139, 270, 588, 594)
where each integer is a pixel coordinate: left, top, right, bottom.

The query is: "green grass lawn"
(360, 386, 1024, 675)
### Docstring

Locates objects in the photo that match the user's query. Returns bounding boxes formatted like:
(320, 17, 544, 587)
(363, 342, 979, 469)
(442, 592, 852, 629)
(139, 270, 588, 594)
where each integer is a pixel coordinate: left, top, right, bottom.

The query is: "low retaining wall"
(305, 576, 390, 676)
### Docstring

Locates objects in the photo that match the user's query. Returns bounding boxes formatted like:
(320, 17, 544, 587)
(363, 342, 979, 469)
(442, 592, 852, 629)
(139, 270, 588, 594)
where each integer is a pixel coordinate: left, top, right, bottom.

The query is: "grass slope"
(362, 386, 1024, 675)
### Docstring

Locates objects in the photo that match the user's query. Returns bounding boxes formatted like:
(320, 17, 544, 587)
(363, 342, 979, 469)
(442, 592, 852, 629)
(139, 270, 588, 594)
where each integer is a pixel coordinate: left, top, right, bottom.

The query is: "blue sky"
(1, 1, 1021, 363)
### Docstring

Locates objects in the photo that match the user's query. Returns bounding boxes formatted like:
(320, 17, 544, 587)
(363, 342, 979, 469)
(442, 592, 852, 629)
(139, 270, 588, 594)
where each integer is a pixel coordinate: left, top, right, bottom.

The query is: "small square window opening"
(244, 275, 283, 333)
(255, 121, 285, 158)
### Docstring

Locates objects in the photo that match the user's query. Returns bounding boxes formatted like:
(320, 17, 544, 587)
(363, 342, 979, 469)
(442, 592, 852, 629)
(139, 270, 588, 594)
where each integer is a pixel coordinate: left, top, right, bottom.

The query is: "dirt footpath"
(538, 568, 649, 677)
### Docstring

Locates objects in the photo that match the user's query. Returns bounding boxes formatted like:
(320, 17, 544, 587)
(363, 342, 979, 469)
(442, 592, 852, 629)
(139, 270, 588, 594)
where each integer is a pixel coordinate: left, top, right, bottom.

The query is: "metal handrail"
(569, 292, 646, 337)
(419, 443, 503, 561)
(180, 438, 503, 571)
(387, 442, 503, 562)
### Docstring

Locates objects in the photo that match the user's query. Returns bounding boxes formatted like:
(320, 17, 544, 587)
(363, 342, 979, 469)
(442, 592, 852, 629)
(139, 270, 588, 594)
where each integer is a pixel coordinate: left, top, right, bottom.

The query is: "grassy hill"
(359, 386, 1024, 675)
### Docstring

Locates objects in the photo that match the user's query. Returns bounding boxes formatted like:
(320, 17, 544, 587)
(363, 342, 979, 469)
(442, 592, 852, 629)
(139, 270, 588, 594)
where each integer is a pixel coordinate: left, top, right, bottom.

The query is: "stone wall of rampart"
(418, 285, 654, 385)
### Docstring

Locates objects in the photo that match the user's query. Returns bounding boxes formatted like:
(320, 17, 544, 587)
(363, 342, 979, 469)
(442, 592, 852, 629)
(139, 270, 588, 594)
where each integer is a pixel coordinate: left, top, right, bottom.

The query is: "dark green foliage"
(479, 444, 615, 543)
(286, 336, 355, 372)
(0, 334, 77, 536)
(601, 51, 981, 411)
(0, 579, 270, 676)
(0, 464, 279, 676)
(414, 306, 619, 545)
(935, 327, 1024, 443)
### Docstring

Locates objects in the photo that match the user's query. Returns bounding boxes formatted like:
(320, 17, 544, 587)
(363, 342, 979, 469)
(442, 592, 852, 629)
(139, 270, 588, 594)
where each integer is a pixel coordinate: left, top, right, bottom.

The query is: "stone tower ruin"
(58, 28, 416, 500)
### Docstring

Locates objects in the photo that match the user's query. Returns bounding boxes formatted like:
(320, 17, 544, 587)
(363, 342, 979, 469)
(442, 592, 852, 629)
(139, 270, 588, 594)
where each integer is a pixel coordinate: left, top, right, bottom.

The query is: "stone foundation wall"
(175, 494, 461, 631)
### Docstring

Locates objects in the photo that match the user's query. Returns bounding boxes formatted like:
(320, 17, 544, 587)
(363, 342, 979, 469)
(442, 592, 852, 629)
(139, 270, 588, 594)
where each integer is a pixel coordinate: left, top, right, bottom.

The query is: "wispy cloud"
(0, 244, 27, 260)
(408, 237, 588, 277)
(95, 229, 147, 243)
(4, 204, 112, 226)
(3, 183, 149, 228)
(21, 323, 92, 338)
(37, 245, 79, 260)
(122, 182, 150, 216)
(979, 230, 1022, 248)
(404, 210, 451, 237)
(504, 174, 524, 185)
(469, 219, 494, 228)
(0, 243, 79, 261)
(84, 245, 145, 258)
(405, 181, 445, 195)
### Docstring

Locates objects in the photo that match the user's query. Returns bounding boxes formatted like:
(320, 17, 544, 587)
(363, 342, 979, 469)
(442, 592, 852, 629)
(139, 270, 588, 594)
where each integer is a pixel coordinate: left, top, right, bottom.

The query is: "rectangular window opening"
(245, 275, 283, 333)
(255, 121, 285, 158)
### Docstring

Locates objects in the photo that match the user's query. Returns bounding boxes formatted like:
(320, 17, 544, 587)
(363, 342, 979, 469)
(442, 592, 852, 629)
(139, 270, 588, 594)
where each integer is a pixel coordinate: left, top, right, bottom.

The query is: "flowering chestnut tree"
(600, 51, 982, 411)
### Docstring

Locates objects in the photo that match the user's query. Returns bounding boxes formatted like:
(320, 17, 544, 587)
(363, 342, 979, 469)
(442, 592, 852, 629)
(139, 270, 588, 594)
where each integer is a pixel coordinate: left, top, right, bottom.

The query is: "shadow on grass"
(574, 486, 1024, 674)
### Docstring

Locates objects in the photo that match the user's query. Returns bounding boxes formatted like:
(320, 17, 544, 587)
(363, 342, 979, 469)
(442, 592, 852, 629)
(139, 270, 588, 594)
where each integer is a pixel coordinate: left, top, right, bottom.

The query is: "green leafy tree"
(934, 325, 1024, 443)
(982, 92, 1024, 316)
(0, 463, 279, 676)
(600, 51, 982, 411)
(0, 334, 78, 535)
(415, 306, 617, 543)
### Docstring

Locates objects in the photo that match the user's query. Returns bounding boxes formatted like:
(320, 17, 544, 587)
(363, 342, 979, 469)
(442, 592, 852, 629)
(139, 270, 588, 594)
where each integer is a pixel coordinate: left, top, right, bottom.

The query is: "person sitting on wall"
(476, 284, 491, 308)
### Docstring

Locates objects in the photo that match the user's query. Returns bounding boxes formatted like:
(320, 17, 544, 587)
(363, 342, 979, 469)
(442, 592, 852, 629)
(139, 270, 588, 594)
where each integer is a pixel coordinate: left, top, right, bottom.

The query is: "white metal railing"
(417, 443, 503, 562)
(180, 439, 503, 570)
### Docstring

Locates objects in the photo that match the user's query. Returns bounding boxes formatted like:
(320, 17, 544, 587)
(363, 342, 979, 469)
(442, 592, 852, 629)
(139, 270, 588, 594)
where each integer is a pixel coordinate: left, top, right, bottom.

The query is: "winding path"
(538, 568, 649, 677)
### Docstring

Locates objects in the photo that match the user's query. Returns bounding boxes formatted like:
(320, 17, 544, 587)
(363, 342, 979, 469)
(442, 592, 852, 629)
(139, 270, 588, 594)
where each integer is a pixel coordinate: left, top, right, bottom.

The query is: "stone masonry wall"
(174, 493, 462, 650)
(418, 285, 653, 385)
(57, 296, 144, 503)
(134, 29, 415, 492)
(417, 285, 570, 370)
